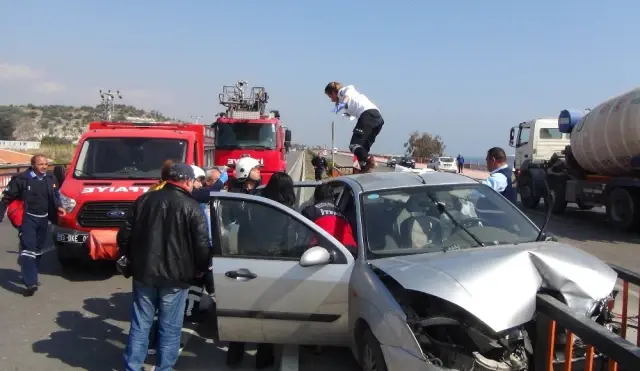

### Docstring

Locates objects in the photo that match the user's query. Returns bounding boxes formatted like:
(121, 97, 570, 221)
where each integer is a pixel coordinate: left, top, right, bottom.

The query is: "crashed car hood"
(370, 241, 617, 333)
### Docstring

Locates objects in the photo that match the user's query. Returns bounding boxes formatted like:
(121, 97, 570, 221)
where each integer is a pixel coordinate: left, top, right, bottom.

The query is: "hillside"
(0, 104, 175, 142)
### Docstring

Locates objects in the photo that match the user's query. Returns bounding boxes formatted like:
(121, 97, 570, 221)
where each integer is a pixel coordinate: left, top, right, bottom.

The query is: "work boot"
(24, 285, 38, 297)
(359, 157, 377, 173)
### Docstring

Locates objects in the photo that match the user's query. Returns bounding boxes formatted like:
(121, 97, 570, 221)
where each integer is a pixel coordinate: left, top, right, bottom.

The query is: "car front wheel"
(360, 328, 388, 371)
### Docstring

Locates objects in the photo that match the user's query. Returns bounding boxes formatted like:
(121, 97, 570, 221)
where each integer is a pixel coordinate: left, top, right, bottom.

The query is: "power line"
(99, 89, 123, 121)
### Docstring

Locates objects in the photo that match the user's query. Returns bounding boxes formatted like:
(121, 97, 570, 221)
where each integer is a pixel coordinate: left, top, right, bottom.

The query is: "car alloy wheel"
(363, 344, 377, 371)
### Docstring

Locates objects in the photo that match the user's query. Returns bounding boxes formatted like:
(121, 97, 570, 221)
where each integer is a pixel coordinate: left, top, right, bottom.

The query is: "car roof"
(334, 171, 479, 193)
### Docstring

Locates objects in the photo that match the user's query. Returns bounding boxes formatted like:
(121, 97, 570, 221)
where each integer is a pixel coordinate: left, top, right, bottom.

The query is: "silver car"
(208, 172, 617, 371)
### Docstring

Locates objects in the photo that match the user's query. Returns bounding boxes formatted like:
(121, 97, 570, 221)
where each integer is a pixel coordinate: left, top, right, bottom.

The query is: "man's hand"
(57, 207, 67, 217)
(331, 103, 346, 114)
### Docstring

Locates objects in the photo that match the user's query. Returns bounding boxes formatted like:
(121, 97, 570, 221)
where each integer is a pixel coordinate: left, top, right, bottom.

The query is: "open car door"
(209, 192, 355, 346)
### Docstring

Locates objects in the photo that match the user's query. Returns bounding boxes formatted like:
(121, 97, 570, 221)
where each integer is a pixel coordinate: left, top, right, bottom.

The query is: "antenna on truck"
(218, 80, 272, 119)
(99, 89, 123, 121)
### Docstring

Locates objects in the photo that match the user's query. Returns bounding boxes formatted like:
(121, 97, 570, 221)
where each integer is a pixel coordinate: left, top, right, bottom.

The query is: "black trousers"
(349, 109, 384, 163)
(314, 167, 324, 181)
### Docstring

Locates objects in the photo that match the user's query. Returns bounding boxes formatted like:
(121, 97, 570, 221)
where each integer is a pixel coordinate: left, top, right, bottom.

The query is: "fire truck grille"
(77, 201, 134, 228)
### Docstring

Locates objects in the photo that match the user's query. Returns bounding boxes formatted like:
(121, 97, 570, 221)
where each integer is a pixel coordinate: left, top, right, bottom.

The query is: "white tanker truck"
(511, 87, 640, 231)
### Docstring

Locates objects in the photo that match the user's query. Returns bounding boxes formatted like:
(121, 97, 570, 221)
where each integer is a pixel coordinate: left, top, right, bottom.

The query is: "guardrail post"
(535, 312, 554, 371)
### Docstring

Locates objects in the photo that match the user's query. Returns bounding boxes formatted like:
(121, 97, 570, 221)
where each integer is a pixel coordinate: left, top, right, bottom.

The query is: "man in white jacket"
(325, 82, 385, 172)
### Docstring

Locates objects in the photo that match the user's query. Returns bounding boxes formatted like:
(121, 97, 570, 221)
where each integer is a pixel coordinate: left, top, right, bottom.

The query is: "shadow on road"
(38, 252, 116, 282)
(0, 268, 27, 295)
(32, 292, 131, 371)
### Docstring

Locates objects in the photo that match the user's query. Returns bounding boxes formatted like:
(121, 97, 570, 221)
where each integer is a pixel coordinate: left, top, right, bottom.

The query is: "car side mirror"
(299, 246, 331, 267)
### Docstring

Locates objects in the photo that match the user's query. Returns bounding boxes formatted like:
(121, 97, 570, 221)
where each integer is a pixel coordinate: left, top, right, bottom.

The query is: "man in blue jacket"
(0, 154, 65, 296)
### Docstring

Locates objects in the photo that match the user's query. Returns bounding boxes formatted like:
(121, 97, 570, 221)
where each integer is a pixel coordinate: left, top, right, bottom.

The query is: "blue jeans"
(124, 280, 188, 371)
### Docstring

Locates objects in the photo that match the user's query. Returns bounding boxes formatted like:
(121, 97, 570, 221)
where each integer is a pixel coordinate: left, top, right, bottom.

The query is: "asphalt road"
(1, 151, 637, 370)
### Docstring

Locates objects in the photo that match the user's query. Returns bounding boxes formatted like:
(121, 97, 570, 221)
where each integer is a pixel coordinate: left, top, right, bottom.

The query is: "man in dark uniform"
(483, 147, 516, 204)
(311, 153, 328, 181)
(0, 154, 65, 296)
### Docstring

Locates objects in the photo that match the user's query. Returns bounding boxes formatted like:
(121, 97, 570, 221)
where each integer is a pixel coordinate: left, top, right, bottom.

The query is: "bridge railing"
(0, 163, 69, 187)
(535, 264, 640, 371)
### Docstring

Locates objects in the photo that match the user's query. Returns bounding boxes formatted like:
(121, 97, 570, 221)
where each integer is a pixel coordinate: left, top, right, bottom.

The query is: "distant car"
(429, 156, 457, 172)
(398, 156, 415, 168)
(386, 156, 398, 167)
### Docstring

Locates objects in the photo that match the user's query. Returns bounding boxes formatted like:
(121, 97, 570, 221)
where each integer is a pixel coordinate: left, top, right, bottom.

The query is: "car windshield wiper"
(426, 194, 485, 248)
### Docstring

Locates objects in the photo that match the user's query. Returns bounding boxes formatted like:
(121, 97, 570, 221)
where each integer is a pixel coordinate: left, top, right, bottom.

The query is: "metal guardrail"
(0, 163, 68, 187)
(535, 264, 640, 371)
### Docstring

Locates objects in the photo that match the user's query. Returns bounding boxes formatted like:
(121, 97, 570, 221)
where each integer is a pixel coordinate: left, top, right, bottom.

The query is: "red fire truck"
(52, 121, 215, 267)
(212, 80, 291, 184)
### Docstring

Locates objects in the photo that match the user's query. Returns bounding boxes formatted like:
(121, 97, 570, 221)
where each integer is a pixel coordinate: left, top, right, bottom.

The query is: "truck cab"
(212, 81, 291, 184)
(509, 118, 570, 174)
(53, 121, 212, 267)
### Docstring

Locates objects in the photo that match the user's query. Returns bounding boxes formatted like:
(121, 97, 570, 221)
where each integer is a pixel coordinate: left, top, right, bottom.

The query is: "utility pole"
(331, 120, 336, 164)
(99, 89, 123, 121)
(190, 115, 203, 124)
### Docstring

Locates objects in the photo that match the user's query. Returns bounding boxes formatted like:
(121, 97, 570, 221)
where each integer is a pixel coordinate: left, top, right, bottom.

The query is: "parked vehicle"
(208, 171, 617, 371)
(386, 156, 399, 167)
(428, 156, 457, 172)
(511, 87, 640, 231)
(212, 80, 292, 184)
(53, 121, 214, 267)
(398, 156, 416, 168)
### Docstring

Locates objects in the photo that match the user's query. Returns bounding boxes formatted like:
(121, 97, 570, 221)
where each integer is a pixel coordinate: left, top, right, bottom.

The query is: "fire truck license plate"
(56, 233, 88, 243)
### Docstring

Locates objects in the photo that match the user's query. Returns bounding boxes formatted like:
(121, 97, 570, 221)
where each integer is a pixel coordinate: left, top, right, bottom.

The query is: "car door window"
(216, 198, 344, 261)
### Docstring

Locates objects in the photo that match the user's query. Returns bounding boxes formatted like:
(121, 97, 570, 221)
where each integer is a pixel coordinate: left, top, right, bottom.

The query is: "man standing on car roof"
(325, 82, 384, 173)
(0, 154, 65, 296)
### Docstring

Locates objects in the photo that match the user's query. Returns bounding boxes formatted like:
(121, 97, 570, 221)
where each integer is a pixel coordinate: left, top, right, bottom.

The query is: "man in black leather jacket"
(117, 163, 211, 371)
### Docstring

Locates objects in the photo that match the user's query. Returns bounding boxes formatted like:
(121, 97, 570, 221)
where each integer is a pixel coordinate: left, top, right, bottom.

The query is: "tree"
(403, 131, 446, 159)
(0, 114, 15, 140)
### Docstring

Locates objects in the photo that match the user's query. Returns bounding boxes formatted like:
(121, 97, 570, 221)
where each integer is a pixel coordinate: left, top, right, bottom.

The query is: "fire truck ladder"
(218, 80, 270, 120)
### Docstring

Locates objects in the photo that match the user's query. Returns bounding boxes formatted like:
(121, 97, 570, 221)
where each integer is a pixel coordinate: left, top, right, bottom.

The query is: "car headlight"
(59, 193, 77, 213)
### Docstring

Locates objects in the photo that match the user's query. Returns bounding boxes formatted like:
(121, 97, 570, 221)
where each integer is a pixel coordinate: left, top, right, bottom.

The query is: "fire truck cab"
(52, 121, 214, 267)
(212, 80, 291, 184)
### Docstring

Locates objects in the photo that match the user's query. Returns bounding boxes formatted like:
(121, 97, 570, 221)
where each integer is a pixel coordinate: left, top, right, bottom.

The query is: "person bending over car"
(301, 184, 357, 257)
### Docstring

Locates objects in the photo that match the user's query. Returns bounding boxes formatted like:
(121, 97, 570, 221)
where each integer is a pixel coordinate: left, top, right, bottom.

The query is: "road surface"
(0, 151, 636, 370)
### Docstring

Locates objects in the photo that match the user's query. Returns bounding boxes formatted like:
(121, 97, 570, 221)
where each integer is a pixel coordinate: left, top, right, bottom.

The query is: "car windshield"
(439, 157, 454, 163)
(361, 184, 540, 257)
(215, 122, 276, 149)
(73, 138, 187, 179)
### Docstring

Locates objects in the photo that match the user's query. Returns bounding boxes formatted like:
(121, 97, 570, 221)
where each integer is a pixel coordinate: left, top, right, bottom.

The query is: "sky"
(0, 0, 638, 157)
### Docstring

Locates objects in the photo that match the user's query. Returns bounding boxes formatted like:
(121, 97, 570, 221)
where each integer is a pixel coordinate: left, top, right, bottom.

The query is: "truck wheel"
(359, 328, 388, 371)
(549, 184, 567, 215)
(518, 174, 540, 209)
(606, 187, 638, 231)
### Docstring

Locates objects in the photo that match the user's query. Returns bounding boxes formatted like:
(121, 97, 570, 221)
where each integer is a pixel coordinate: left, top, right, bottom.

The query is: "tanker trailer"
(517, 87, 640, 231)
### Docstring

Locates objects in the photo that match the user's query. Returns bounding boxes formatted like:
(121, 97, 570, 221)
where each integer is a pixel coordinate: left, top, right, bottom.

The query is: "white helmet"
(191, 165, 206, 179)
(234, 157, 261, 180)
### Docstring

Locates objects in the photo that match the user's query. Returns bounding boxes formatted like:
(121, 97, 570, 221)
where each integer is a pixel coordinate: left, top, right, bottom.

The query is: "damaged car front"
(358, 182, 618, 371)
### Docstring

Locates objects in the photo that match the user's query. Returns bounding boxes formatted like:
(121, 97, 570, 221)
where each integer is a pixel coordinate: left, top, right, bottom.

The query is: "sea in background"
(459, 155, 516, 166)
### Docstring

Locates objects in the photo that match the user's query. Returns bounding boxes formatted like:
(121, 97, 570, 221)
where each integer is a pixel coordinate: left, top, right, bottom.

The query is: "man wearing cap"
(117, 163, 211, 371)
